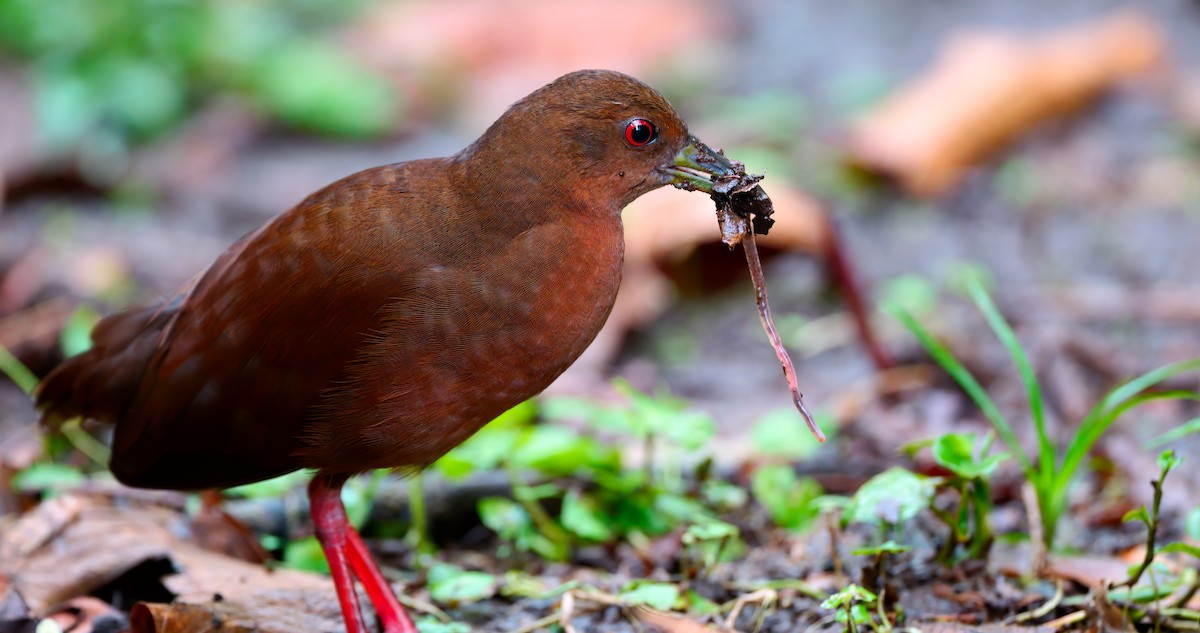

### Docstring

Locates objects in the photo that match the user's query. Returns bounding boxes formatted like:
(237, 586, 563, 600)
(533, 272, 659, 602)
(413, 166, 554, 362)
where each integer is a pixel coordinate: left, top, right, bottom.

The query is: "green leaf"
(60, 305, 100, 357)
(752, 465, 822, 531)
(820, 583, 877, 609)
(1145, 416, 1200, 448)
(498, 570, 548, 599)
(701, 480, 748, 511)
(652, 492, 711, 525)
(477, 497, 533, 542)
(878, 274, 939, 317)
(1187, 508, 1200, 540)
(682, 520, 738, 544)
(1122, 506, 1151, 526)
(685, 590, 722, 616)
(426, 564, 497, 605)
(661, 410, 717, 452)
(510, 425, 614, 476)
(225, 470, 313, 499)
(415, 617, 471, 633)
(1159, 542, 1200, 559)
(11, 463, 87, 492)
(253, 41, 398, 139)
(561, 489, 613, 542)
(843, 468, 940, 527)
(750, 408, 829, 459)
(931, 432, 1006, 479)
(614, 379, 716, 449)
(619, 581, 680, 610)
(541, 396, 626, 433)
(851, 540, 912, 556)
(1157, 449, 1182, 474)
(283, 536, 329, 574)
(434, 401, 536, 479)
(899, 438, 934, 459)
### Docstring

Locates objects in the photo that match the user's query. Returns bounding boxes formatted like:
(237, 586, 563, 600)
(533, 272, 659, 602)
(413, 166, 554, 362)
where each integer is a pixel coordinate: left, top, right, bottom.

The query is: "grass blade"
(964, 279, 1054, 489)
(1062, 358, 1200, 484)
(0, 343, 38, 395)
(1145, 414, 1200, 449)
(888, 304, 1033, 474)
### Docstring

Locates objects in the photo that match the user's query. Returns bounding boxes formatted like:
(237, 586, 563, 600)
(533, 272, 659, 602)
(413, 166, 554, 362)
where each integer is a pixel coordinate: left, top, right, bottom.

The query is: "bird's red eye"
(624, 119, 657, 147)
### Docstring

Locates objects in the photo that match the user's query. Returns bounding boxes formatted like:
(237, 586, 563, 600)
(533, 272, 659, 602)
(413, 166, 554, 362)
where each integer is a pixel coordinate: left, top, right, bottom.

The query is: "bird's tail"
(35, 303, 176, 427)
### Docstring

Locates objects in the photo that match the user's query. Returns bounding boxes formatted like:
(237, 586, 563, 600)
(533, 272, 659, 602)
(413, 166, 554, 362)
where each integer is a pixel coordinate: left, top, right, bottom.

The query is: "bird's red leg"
(309, 473, 369, 633)
(345, 527, 417, 633)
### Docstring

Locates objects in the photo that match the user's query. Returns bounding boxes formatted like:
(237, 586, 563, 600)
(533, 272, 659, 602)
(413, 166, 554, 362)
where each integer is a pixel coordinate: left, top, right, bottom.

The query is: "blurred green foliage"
(434, 381, 743, 569)
(0, 0, 398, 158)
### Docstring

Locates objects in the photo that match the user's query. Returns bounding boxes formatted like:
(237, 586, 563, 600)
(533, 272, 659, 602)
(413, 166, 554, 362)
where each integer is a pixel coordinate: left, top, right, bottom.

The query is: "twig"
(1014, 579, 1064, 622)
(826, 514, 845, 581)
(395, 592, 450, 622)
(724, 588, 777, 631)
(820, 214, 892, 371)
(560, 590, 579, 633)
(1042, 610, 1087, 630)
(741, 227, 824, 442)
(1021, 481, 1047, 576)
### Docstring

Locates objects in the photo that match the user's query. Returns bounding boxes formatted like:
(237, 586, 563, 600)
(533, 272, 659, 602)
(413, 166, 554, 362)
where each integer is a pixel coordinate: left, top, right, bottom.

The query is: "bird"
(35, 69, 747, 633)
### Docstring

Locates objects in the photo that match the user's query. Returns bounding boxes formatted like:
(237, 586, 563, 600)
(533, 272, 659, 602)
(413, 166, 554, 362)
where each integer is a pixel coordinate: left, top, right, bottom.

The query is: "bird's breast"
(300, 213, 624, 472)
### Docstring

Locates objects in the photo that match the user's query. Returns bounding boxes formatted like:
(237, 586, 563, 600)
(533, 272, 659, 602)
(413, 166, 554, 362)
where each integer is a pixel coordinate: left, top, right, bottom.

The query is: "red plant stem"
(741, 227, 825, 442)
(820, 214, 892, 371)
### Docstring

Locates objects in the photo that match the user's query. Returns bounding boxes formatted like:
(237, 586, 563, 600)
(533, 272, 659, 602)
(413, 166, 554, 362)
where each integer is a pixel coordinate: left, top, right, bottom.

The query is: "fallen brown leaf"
(1044, 554, 1130, 588)
(130, 601, 256, 633)
(848, 9, 1165, 197)
(1, 493, 350, 633)
(633, 606, 727, 633)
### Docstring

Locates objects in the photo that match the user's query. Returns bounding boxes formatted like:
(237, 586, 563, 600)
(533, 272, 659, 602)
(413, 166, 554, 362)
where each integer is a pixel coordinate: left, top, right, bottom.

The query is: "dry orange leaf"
(131, 602, 256, 633)
(848, 10, 1165, 197)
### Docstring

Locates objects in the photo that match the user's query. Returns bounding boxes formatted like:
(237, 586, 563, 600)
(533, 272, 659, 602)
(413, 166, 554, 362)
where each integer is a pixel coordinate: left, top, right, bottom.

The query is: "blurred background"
(2, 0, 1199, 521)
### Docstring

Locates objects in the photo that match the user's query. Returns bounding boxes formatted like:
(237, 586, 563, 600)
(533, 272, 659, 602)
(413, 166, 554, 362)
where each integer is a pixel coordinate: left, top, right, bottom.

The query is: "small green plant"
(904, 431, 1007, 562)
(842, 467, 940, 532)
(436, 381, 740, 570)
(619, 581, 681, 611)
(751, 464, 823, 532)
(890, 273, 1200, 550)
(1119, 451, 1198, 587)
(838, 468, 938, 592)
(821, 584, 893, 633)
(681, 519, 743, 578)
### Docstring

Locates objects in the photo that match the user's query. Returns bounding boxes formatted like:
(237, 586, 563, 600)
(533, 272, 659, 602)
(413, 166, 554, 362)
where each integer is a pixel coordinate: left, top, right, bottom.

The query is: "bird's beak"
(661, 136, 746, 195)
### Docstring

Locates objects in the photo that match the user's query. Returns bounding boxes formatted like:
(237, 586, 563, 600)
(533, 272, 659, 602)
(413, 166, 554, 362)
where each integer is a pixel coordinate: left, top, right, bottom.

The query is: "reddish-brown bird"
(36, 70, 744, 632)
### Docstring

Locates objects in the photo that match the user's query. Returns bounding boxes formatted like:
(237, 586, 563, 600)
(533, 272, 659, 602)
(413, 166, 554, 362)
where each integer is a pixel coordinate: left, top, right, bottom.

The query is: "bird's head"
(458, 69, 746, 213)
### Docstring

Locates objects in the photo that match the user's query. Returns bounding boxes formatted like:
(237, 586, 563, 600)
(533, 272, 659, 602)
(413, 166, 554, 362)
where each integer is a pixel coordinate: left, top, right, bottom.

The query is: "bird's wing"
(83, 163, 440, 489)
